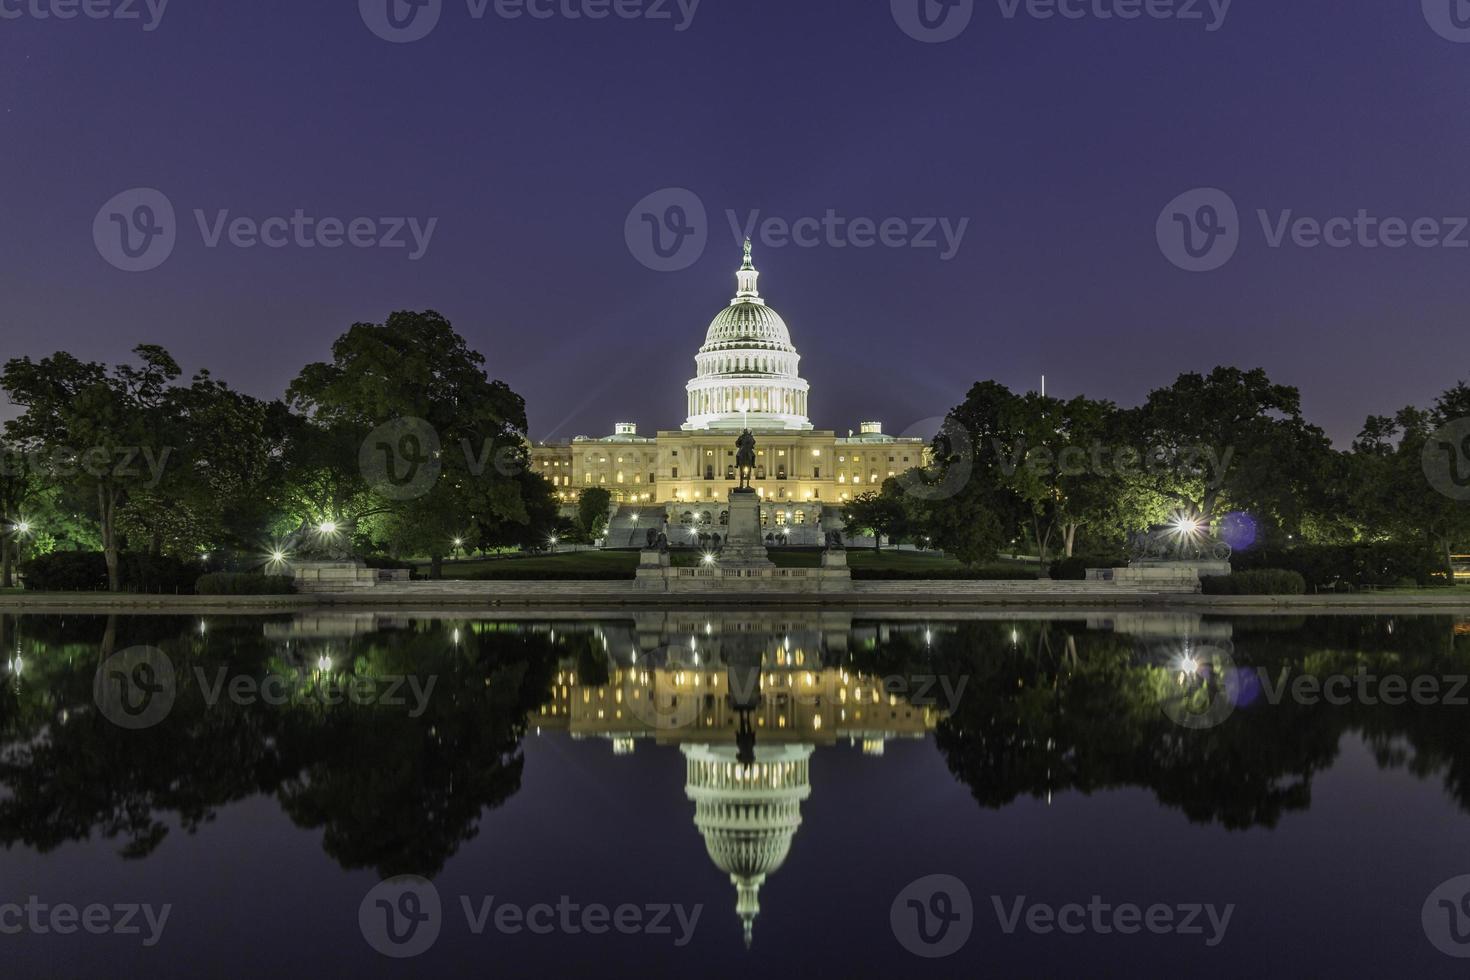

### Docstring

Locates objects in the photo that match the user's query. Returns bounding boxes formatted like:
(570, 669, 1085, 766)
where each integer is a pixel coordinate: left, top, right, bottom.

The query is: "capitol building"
(530, 243, 927, 538)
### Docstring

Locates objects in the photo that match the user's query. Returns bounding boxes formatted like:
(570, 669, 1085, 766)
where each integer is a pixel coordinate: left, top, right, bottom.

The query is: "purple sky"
(3, 0, 1469, 445)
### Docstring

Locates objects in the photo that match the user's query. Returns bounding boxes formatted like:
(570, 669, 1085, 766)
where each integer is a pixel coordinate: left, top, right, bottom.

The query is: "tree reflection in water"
(0, 612, 1468, 880)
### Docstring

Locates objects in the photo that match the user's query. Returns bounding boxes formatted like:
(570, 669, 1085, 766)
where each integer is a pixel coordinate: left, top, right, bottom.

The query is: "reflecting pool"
(2, 610, 1470, 977)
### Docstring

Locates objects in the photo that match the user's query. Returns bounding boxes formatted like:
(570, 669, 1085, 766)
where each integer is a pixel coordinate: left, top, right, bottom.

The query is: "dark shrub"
(1201, 569, 1306, 596)
(122, 554, 205, 593)
(1232, 544, 1438, 590)
(22, 551, 206, 593)
(20, 552, 109, 591)
(1048, 555, 1127, 581)
(195, 573, 297, 595)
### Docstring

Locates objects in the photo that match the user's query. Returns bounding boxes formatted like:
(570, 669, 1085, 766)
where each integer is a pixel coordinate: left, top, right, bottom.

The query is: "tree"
(2, 346, 183, 591)
(1350, 383, 1470, 577)
(286, 311, 534, 577)
(576, 487, 612, 543)
(846, 479, 915, 551)
(117, 372, 290, 558)
(1126, 367, 1334, 538)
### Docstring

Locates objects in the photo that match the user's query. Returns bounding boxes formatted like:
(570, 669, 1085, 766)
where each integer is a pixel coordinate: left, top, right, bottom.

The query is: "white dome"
(682, 744, 814, 948)
(684, 242, 813, 431)
(703, 301, 796, 353)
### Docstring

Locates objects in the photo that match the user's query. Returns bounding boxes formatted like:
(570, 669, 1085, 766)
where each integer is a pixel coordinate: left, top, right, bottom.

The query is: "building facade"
(530, 243, 928, 532)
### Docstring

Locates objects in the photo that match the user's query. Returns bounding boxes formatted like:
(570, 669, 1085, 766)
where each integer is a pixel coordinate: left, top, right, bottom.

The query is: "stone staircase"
(602, 505, 671, 549)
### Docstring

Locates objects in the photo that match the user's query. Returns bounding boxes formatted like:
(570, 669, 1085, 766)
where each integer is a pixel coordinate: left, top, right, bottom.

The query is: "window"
(814, 467, 821, 479)
(671, 450, 679, 457)
(672, 467, 679, 479)
(704, 465, 714, 480)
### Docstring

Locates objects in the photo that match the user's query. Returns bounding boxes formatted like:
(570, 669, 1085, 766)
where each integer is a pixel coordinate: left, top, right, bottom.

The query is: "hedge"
(195, 573, 297, 595)
(20, 552, 203, 593)
(1201, 569, 1307, 596)
(1048, 555, 1128, 581)
(1231, 543, 1439, 590)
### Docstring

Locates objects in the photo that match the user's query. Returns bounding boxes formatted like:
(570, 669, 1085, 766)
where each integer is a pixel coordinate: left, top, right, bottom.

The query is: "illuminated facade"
(530, 245, 928, 531)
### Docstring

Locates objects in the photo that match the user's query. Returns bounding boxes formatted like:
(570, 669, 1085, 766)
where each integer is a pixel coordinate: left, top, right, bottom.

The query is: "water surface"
(2, 610, 1468, 977)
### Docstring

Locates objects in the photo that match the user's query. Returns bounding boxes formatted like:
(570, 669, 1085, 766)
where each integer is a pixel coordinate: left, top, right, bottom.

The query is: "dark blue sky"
(3, 0, 1468, 444)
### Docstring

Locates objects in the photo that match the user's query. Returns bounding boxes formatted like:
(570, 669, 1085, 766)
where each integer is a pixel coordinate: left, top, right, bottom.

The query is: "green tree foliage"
(286, 310, 535, 576)
(576, 487, 612, 542)
(1, 346, 184, 591)
(845, 479, 916, 551)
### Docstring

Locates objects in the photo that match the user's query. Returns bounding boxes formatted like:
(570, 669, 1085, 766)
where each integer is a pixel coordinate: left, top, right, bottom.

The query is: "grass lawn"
(431, 548, 1039, 581)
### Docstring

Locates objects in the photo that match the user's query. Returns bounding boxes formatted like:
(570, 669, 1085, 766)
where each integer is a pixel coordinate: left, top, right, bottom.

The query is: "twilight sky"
(2, 0, 1468, 445)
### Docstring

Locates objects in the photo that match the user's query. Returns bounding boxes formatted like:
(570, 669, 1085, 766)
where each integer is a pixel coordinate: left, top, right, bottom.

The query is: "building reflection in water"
(533, 613, 942, 946)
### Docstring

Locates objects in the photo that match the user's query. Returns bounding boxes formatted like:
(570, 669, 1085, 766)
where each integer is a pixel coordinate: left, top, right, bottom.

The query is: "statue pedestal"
(291, 560, 382, 592)
(820, 549, 848, 570)
(722, 490, 774, 567)
(639, 550, 671, 569)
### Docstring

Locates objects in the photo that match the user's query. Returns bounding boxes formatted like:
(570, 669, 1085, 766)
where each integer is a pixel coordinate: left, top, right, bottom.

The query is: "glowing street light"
(318, 521, 339, 535)
(701, 552, 718, 566)
(12, 520, 30, 536)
